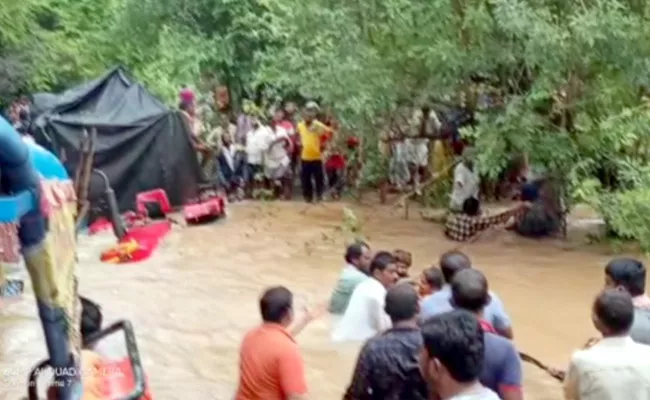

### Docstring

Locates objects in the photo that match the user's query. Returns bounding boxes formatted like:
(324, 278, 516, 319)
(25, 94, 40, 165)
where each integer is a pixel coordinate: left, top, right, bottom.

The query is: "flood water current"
(1, 199, 640, 399)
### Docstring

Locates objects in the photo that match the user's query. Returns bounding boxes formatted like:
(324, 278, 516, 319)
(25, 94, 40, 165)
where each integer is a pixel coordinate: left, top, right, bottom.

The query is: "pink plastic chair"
(136, 189, 171, 217)
(183, 196, 225, 223)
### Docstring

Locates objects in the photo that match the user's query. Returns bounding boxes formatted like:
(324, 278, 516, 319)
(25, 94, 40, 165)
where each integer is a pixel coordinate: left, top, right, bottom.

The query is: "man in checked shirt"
(445, 197, 530, 242)
(344, 283, 428, 400)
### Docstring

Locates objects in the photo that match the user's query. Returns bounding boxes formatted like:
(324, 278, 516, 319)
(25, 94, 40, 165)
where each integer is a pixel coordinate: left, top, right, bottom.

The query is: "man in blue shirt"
(420, 250, 513, 339)
(451, 268, 523, 400)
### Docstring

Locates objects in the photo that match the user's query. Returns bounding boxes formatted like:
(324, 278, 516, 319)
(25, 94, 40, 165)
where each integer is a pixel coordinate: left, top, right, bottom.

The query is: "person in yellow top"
(296, 101, 332, 202)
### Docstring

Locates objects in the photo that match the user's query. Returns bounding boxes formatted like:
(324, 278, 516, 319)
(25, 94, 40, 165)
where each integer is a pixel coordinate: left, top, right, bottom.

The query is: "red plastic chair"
(136, 189, 171, 217)
(100, 358, 154, 400)
(183, 196, 225, 223)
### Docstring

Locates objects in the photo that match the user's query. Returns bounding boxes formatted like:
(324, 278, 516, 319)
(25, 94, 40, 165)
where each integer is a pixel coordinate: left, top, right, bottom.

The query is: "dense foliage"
(4, 0, 650, 248)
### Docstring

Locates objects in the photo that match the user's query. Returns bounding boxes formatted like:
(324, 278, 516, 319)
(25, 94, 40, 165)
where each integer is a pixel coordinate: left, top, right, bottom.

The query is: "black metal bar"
(84, 320, 146, 400)
(92, 169, 127, 240)
(28, 320, 145, 400)
(27, 359, 50, 400)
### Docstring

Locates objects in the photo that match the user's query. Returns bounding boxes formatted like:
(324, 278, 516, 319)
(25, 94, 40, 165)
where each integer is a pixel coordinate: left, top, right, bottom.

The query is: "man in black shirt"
(344, 283, 428, 400)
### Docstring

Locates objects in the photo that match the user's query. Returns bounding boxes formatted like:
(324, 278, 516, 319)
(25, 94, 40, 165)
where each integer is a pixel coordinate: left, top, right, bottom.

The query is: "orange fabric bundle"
(100, 239, 140, 263)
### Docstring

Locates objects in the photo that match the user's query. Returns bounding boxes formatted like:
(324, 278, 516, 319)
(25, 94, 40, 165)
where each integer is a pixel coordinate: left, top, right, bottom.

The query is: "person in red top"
(236, 286, 321, 400)
(325, 149, 345, 199)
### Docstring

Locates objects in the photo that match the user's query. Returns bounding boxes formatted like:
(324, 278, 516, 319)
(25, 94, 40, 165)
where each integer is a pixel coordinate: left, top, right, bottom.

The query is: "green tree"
(4, 0, 650, 249)
(255, 0, 650, 248)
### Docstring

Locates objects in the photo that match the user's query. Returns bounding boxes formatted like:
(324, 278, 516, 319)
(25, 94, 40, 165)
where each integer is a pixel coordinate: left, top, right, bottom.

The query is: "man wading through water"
(236, 286, 324, 400)
(451, 269, 523, 400)
(329, 242, 373, 316)
(344, 283, 428, 400)
(332, 252, 400, 342)
(420, 251, 514, 339)
(296, 101, 333, 203)
(420, 311, 500, 400)
(563, 290, 650, 400)
(603, 258, 650, 344)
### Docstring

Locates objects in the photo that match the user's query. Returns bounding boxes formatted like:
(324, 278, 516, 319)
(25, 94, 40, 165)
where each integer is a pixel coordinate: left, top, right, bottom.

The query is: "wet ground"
(0, 198, 644, 399)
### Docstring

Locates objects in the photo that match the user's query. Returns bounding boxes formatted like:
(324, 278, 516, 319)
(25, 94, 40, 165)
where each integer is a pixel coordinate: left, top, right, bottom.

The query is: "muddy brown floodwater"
(1, 199, 647, 399)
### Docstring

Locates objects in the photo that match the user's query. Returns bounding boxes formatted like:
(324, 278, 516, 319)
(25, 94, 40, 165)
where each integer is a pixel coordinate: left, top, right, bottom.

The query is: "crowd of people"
(234, 245, 650, 400)
(178, 87, 358, 203)
(178, 85, 565, 245)
(8, 86, 564, 246)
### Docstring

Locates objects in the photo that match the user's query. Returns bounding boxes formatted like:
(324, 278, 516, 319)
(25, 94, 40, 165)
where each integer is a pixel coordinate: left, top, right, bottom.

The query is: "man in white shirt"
(244, 118, 274, 190)
(406, 107, 442, 195)
(563, 289, 650, 400)
(450, 149, 480, 212)
(329, 242, 372, 315)
(332, 251, 399, 342)
(264, 122, 292, 190)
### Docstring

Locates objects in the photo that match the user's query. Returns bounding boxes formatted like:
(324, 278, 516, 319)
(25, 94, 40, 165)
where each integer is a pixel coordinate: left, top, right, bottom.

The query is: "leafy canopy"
(4, 0, 650, 248)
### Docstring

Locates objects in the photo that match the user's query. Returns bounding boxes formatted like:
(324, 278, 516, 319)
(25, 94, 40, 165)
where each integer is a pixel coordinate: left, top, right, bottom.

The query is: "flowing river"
(0, 199, 640, 399)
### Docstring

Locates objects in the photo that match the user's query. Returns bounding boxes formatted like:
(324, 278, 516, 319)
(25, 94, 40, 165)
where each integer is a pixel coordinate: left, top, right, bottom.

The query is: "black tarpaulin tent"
(32, 66, 204, 213)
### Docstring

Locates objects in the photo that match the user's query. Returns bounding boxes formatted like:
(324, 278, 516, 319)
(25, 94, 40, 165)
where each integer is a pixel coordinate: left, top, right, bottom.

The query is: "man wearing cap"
(296, 101, 332, 203)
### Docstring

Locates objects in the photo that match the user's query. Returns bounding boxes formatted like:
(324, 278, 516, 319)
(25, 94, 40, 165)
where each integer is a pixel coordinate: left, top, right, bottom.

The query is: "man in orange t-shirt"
(236, 286, 309, 400)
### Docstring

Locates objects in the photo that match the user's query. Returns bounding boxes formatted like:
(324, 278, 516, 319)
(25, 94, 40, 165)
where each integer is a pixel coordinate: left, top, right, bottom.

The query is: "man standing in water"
(563, 290, 650, 400)
(332, 251, 399, 342)
(236, 286, 321, 400)
(451, 269, 523, 400)
(329, 242, 373, 315)
(419, 310, 500, 400)
(296, 101, 332, 203)
(420, 251, 514, 339)
(344, 283, 428, 399)
(603, 258, 650, 344)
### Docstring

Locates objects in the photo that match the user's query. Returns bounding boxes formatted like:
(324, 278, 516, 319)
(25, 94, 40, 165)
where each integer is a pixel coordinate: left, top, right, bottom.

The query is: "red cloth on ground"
(120, 221, 171, 263)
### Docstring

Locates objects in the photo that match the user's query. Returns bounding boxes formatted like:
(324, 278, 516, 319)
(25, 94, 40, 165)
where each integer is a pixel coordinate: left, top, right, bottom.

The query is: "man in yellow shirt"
(296, 101, 332, 202)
